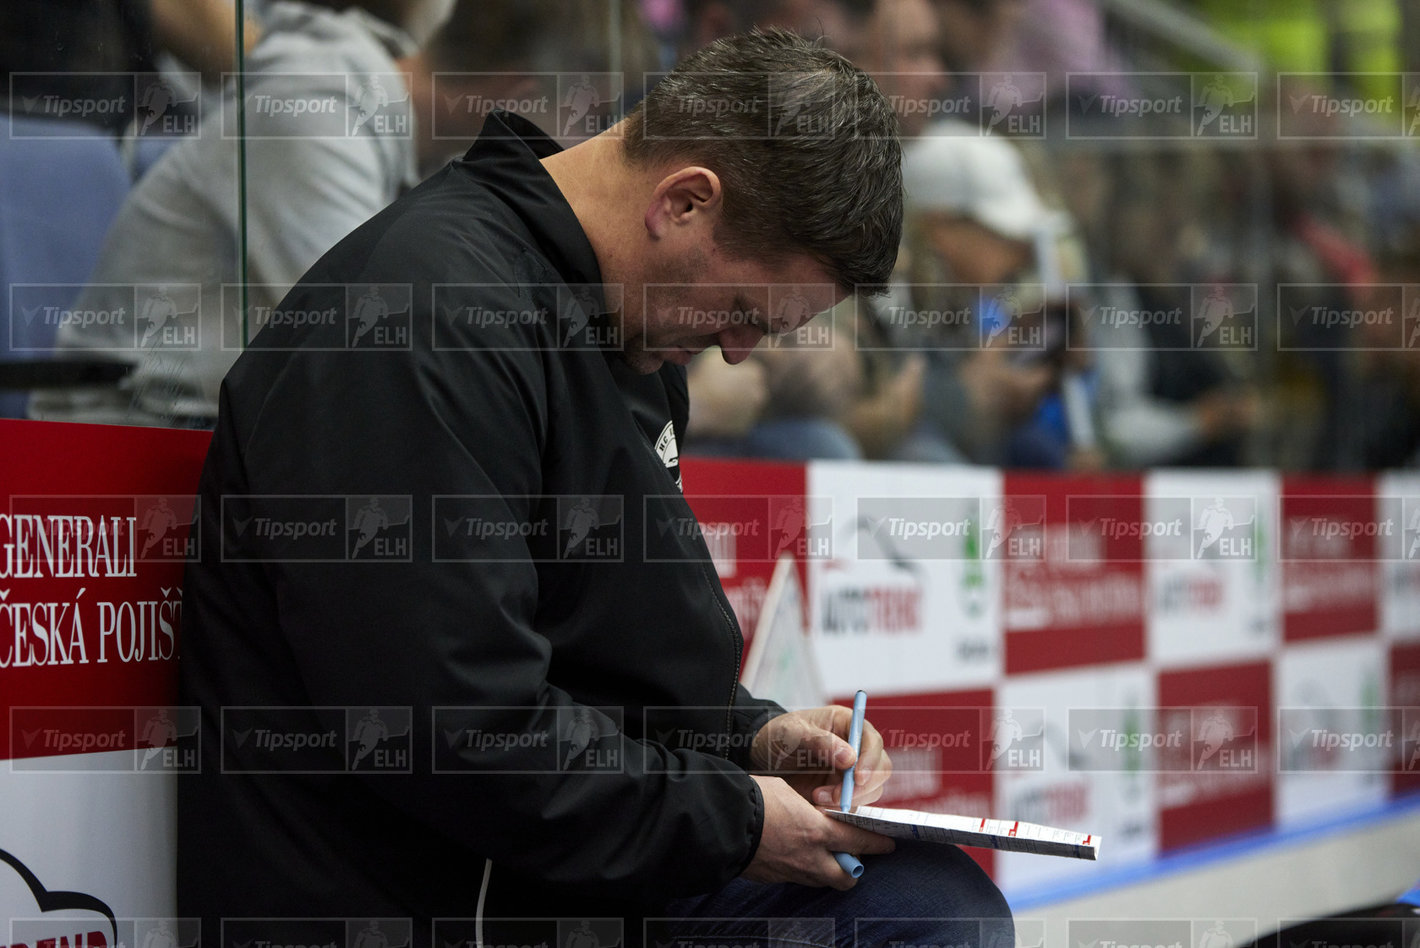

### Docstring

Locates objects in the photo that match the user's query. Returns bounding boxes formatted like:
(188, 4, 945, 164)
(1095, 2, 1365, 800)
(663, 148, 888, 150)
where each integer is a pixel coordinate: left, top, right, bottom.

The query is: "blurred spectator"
(679, 0, 869, 55)
(1352, 262, 1420, 469)
(1086, 183, 1263, 468)
(1263, 135, 1382, 471)
(928, 0, 1026, 74)
(29, 0, 457, 427)
(887, 120, 1097, 467)
(405, 1, 568, 175)
(2, 0, 260, 131)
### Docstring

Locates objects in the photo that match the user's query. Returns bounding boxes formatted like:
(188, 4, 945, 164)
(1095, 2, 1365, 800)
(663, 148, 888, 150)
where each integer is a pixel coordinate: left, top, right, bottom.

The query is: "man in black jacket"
(179, 28, 1011, 948)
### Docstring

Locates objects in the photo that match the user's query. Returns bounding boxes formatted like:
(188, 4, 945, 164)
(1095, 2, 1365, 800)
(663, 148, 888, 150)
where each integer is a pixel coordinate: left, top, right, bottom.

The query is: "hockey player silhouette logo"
(139, 496, 181, 559)
(139, 709, 179, 769)
(348, 285, 411, 347)
(562, 75, 600, 137)
(1195, 76, 1234, 134)
(349, 75, 409, 135)
(985, 76, 1024, 131)
(1405, 501, 1420, 560)
(1194, 497, 1253, 558)
(1194, 711, 1235, 766)
(558, 707, 619, 770)
(350, 497, 390, 557)
(139, 286, 198, 348)
(349, 709, 389, 769)
(1195, 285, 1234, 347)
(562, 497, 599, 557)
(987, 709, 1023, 765)
(136, 77, 198, 135)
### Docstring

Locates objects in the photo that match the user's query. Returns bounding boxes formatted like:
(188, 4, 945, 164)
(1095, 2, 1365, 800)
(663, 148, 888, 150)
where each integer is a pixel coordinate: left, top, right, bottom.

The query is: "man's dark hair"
(622, 28, 903, 295)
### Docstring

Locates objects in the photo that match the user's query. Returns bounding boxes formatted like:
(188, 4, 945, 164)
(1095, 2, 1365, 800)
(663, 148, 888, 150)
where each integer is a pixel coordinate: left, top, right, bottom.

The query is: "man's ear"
(644, 166, 723, 239)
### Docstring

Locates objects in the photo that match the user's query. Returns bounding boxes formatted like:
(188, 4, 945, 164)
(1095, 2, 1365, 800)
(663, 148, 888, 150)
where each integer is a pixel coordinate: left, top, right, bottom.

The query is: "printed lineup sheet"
(827, 804, 1101, 860)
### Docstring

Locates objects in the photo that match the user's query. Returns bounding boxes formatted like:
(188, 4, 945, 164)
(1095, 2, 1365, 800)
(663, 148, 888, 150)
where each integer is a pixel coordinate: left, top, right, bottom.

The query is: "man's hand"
(743, 775, 896, 889)
(749, 706, 893, 808)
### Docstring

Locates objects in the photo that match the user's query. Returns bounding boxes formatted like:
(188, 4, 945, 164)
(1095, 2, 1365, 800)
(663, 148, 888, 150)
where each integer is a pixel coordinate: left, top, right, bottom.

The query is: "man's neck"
(540, 129, 639, 293)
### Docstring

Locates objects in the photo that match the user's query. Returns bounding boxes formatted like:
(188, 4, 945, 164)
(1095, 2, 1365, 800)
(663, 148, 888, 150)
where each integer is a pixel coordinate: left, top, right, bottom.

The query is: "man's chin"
(617, 348, 666, 374)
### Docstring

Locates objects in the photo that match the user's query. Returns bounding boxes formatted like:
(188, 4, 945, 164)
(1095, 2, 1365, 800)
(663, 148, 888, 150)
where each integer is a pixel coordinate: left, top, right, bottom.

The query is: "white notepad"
(827, 804, 1101, 860)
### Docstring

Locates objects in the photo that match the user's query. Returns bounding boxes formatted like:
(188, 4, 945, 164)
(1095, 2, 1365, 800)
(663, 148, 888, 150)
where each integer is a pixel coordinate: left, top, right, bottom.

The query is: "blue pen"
(833, 690, 868, 878)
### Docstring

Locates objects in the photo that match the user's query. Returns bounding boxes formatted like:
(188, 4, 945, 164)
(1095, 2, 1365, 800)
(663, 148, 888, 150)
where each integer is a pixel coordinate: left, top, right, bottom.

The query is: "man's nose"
(716, 324, 764, 364)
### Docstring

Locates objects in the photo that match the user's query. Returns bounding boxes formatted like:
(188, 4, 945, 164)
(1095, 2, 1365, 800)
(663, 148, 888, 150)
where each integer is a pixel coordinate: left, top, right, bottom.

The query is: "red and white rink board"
(3, 421, 1419, 929)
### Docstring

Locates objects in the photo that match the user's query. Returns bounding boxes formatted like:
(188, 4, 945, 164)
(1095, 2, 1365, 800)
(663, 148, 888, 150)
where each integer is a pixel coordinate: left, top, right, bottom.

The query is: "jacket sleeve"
(220, 274, 765, 904)
(727, 683, 787, 771)
(663, 362, 786, 771)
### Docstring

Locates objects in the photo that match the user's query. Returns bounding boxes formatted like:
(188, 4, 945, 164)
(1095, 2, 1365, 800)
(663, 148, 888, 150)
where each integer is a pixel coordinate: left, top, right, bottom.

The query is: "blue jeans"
(655, 840, 1014, 948)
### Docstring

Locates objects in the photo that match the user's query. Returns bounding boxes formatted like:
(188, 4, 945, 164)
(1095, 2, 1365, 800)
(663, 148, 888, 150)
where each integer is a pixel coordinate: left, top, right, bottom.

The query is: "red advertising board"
(1280, 477, 1380, 641)
(1002, 473, 1147, 674)
(681, 457, 807, 655)
(0, 420, 210, 760)
(1156, 661, 1274, 851)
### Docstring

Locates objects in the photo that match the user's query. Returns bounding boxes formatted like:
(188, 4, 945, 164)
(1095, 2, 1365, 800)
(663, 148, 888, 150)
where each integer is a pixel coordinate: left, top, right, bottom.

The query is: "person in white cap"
(863, 120, 1077, 465)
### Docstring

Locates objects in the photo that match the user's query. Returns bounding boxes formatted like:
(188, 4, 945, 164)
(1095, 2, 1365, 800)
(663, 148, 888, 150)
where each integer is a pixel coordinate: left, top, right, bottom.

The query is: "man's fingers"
(826, 819, 896, 856)
(790, 721, 855, 771)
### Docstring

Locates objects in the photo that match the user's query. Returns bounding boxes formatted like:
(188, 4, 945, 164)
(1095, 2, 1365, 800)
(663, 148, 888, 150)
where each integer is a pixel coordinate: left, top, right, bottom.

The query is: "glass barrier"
(2, 0, 1416, 472)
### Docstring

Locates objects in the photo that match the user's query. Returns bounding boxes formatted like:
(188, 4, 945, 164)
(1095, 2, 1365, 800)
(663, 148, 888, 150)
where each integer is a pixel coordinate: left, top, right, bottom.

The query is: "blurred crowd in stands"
(3, 0, 1420, 471)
